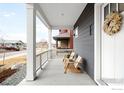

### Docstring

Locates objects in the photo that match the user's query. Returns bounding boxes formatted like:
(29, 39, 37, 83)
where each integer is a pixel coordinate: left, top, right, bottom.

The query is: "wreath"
(103, 12, 122, 36)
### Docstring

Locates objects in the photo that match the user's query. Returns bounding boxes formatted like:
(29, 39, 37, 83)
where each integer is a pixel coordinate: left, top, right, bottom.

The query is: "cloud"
(0, 11, 16, 17)
(11, 12, 16, 15)
(5, 33, 26, 43)
(3, 12, 16, 17)
(3, 14, 11, 17)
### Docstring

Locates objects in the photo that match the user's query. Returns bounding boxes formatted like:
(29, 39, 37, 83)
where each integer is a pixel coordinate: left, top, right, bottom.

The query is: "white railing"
(35, 49, 73, 72)
(36, 50, 50, 72)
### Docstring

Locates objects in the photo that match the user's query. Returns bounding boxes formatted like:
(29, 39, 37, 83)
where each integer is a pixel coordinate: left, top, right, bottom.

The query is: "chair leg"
(63, 58, 65, 62)
(63, 58, 67, 64)
(64, 63, 69, 74)
(63, 59, 65, 63)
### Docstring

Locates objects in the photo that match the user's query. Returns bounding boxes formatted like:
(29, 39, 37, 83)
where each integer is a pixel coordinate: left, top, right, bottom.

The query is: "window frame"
(74, 26, 79, 38)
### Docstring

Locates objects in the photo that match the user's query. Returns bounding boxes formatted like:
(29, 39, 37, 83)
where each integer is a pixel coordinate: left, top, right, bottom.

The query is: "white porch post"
(94, 4, 106, 85)
(48, 28, 52, 49)
(26, 4, 36, 80)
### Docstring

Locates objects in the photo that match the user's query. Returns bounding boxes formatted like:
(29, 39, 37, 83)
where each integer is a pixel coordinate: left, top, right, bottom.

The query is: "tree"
(0, 38, 6, 66)
(0, 30, 6, 66)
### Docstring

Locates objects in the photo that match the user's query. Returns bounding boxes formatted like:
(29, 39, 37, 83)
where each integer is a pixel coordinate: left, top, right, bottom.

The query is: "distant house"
(53, 29, 73, 49)
(36, 40, 48, 49)
(0, 40, 26, 51)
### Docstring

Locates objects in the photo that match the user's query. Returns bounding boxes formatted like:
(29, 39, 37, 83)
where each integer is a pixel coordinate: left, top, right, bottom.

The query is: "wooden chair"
(64, 56, 82, 74)
(63, 51, 75, 63)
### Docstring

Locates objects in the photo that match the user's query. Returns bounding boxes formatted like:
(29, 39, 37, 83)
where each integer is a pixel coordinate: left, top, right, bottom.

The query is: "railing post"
(40, 54, 42, 70)
(48, 29, 52, 50)
(47, 51, 48, 61)
(50, 50, 52, 59)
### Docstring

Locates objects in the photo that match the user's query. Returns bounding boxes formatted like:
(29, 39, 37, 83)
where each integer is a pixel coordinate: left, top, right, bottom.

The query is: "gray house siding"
(74, 4, 94, 79)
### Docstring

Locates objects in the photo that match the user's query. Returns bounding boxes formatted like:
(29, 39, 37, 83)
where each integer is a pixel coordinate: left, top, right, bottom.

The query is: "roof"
(0, 39, 24, 44)
(53, 33, 70, 40)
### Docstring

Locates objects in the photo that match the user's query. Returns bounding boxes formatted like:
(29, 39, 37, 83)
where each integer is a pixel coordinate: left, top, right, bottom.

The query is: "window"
(104, 3, 119, 20)
(118, 3, 124, 13)
(104, 4, 109, 20)
(110, 3, 116, 12)
(75, 26, 78, 38)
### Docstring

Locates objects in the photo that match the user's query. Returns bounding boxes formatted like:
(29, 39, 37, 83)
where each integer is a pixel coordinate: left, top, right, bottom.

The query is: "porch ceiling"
(39, 3, 87, 29)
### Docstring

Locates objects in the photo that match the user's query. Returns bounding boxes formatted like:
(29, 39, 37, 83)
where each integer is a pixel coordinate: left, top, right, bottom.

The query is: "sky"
(0, 4, 59, 44)
(0, 4, 26, 42)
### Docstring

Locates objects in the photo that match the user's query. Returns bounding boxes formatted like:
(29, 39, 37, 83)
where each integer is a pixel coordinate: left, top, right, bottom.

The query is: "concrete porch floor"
(19, 58, 96, 85)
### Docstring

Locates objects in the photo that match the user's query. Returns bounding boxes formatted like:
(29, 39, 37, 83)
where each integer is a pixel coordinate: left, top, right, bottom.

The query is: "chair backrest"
(74, 56, 82, 68)
(69, 52, 75, 60)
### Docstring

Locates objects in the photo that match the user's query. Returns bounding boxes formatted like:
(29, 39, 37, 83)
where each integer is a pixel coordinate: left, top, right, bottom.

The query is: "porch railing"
(36, 49, 73, 72)
(36, 49, 50, 72)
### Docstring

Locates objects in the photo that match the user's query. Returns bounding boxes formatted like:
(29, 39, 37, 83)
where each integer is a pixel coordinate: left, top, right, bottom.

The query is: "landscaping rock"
(0, 64, 26, 85)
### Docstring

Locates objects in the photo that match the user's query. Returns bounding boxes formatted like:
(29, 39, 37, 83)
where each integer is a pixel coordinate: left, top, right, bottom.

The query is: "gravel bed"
(0, 64, 26, 85)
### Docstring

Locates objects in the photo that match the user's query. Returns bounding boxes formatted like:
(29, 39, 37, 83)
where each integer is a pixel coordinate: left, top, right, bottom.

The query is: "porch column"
(26, 4, 36, 80)
(56, 40, 58, 49)
(48, 28, 52, 49)
(94, 4, 102, 84)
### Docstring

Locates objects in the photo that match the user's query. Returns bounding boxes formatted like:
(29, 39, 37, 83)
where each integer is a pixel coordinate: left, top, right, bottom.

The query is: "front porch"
(19, 50, 96, 85)
(25, 3, 124, 86)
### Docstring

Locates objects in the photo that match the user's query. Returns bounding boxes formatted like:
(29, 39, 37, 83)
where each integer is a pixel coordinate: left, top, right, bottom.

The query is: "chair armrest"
(67, 61, 74, 63)
(69, 59, 75, 61)
(74, 61, 82, 63)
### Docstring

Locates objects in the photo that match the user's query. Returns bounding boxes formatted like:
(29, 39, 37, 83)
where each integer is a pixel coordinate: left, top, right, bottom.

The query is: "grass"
(0, 56, 26, 68)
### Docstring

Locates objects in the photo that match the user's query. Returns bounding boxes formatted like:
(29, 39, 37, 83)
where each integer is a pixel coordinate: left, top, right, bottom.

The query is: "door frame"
(94, 3, 120, 85)
(94, 3, 107, 85)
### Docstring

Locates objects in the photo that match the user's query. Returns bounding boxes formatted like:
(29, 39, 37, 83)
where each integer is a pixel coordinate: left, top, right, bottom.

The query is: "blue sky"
(0, 4, 58, 43)
(0, 4, 26, 42)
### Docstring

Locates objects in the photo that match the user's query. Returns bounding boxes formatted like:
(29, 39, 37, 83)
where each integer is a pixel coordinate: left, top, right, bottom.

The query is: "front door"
(101, 3, 124, 85)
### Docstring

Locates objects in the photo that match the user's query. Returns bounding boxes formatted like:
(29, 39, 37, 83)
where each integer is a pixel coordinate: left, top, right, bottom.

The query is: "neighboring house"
(36, 40, 48, 49)
(53, 29, 73, 49)
(0, 40, 26, 51)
